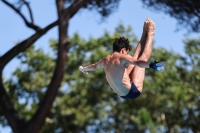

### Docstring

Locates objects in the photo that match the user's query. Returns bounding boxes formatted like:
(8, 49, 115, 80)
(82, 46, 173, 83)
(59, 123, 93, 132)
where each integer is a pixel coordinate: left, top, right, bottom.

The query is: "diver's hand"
(79, 66, 88, 74)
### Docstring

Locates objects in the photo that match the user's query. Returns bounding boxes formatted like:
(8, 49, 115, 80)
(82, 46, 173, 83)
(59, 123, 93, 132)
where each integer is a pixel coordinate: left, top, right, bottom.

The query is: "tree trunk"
(0, 0, 90, 132)
(22, 1, 68, 133)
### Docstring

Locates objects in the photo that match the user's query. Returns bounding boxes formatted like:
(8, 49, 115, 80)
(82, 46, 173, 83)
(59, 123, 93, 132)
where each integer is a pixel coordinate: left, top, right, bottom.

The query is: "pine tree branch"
(0, 20, 58, 70)
(0, 83, 24, 133)
(22, 0, 34, 23)
(64, 0, 91, 18)
(2, 0, 40, 31)
(0, 20, 58, 132)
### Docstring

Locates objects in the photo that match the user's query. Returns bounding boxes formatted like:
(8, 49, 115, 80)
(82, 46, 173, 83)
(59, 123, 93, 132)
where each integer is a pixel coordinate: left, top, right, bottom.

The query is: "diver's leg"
(132, 18, 149, 59)
(130, 19, 155, 92)
(127, 18, 150, 74)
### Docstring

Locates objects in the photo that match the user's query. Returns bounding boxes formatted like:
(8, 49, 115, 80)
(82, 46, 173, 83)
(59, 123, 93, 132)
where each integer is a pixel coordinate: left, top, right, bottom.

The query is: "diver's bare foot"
(147, 19, 155, 36)
(142, 18, 150, 36)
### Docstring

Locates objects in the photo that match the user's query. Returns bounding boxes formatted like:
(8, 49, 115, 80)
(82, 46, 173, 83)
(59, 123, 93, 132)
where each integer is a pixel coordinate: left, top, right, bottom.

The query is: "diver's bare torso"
(103, 52, 132, 96)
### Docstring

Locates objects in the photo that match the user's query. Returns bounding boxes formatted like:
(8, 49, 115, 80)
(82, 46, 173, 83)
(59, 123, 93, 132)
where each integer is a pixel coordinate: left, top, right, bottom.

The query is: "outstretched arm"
(133, 60, 150, 68)
(121, 54, 149, 68)
(121, 55, 165, 71)
(79, 58, 105, 74)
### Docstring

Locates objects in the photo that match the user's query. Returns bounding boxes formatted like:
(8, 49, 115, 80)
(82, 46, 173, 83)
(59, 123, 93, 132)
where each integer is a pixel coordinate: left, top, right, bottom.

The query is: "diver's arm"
(79, 58, 104, 74)
(121, 55, 150, 68)
(121, 55, 165, 71)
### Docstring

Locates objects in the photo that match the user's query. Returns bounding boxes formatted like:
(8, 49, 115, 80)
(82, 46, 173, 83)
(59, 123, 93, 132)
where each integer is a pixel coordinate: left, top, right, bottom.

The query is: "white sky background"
(0, 0, 199, 132)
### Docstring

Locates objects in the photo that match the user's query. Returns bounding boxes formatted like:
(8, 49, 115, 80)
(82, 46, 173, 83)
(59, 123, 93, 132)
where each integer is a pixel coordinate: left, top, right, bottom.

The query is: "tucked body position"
(79, 18, 165, 100)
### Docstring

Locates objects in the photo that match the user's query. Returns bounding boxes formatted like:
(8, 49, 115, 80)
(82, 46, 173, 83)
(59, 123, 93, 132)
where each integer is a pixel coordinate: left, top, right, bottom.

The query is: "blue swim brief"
(120, 83, 141, 99)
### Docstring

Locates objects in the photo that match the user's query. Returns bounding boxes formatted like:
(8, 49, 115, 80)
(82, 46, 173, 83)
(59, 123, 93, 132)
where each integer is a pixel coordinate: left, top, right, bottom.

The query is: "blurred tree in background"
(0, 0, 121, 133)
(1, 0, 200, 133)
(2, 24, 200, 133)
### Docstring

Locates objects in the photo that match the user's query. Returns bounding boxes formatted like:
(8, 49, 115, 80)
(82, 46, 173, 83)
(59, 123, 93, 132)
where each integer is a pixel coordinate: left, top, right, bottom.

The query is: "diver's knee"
(138, 54, 150, 61)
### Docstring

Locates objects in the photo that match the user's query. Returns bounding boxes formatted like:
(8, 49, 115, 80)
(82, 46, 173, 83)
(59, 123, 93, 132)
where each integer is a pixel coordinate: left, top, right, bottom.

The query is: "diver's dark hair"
(113, 36, 132, 52)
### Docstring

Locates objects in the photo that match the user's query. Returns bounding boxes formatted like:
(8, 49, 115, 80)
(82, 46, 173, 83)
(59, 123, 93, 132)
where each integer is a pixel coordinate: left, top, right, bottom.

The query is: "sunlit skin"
(79, 18, 155, 96)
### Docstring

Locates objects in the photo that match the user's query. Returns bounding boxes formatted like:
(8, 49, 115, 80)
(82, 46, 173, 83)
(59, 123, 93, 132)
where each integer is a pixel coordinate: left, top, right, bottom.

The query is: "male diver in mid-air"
(79, 18, 165, 100)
